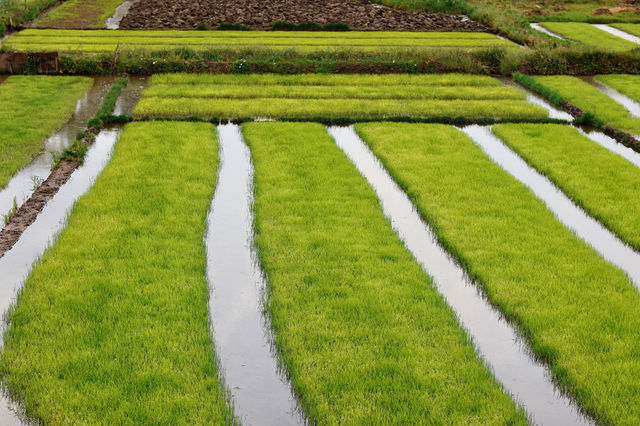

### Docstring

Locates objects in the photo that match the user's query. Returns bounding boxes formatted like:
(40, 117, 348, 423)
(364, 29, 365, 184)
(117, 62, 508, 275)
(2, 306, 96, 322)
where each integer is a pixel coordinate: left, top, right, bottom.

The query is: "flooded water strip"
(113, 76, 148, 116)
(530, 23, 565, 40)
(206, 124, 303, 426)
(592, 24, 640, 44)
(464, 125, 640, 289)
(105, 0, 138, 29)
(578, 127, 640, 169)
(0, 129, 121, 425)
(0, 77, 113, 216)
(502, 78, 573, 121)
(329, 125, 591, 426)
(585, 77, 640, 118)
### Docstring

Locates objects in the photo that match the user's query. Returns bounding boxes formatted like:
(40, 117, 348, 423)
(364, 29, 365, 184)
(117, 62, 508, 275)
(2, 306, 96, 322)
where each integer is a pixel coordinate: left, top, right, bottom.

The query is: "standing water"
(329, 126, 591, 426)
(206, 124, 303, 426)
(592, 24, 640, 45)
(577, 128, 640, 168)
(105, 0, 138, 29)
(586, 77, 640, 118)
(502, 78, 573, 121)
(530, 23, 565, 40)
(463, 125, 640, 289)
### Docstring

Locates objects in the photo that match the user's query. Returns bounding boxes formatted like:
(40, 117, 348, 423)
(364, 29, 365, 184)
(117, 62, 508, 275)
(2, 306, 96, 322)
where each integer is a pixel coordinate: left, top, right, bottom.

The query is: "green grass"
(242, 121, 526, 424)
(538, 22, 639, 51)
(0, 122, 234, 424)
(2, 29, 519, 53)
(531, 75, 640, 134)
(0, 75, 92, 191)
(492, 123, 640, 251)
(595, 74, 640, 103)
(34, 0, 126, 28)
(355, 122, 640, 425)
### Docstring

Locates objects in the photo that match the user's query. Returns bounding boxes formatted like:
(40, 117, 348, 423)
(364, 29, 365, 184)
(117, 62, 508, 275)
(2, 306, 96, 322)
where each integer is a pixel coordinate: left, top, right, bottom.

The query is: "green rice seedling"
(0, 122, 234, 424)
(134, 98, 546, 120)
(0, 75, 92, 191)
(242, 121, 526, 424)
(2, 197, 18, 225)
(531, 75, 640, 134)
(538, 22, 639, 51)
(355, 122, 640, 425)
(492, 123, 640, 251)
(595, 74, 640, 103)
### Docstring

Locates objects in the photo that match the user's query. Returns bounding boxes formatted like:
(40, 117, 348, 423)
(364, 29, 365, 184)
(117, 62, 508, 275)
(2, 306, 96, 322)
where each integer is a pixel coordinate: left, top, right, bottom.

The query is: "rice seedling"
(539, 22, 639, 51)
(595, 74, 640, 104)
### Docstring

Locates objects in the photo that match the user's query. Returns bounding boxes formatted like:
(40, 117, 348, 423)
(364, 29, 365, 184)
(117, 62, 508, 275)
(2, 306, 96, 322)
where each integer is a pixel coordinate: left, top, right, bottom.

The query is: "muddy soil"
(0, 161, 78, 258)
(120, 0, 491, 31)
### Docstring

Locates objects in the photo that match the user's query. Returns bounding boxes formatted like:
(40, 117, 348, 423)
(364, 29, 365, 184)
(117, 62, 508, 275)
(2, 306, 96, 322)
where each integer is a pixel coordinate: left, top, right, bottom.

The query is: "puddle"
(577, 127, 640, 168)
(0, 77, 113, 216)
(464, 125, 640, 290)
(592, 24, 640, 44)
(329, 125, 591, 426)
(530, 23, 565, 40)
(105, 0, 139, 29)
(0, 128, 121, 424)
(113, 76, 147, 116)
(584, 77, 640, 118)
(206, 124, 303, 426)
(502, 78, 573, 121)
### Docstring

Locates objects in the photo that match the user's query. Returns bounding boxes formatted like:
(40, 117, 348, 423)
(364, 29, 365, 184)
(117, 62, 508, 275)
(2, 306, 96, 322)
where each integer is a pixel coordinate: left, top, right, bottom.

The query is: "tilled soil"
(120, 0, 491, 31)
(0, 161, 78, 258)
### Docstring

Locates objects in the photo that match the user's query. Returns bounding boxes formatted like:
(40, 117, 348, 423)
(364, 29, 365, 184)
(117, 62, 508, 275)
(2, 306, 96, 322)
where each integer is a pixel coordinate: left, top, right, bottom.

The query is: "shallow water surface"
(206, 124, 303, 426)
(530, 23, 565, 40)
(502, 78, 573, 121)
(0, 129, 120, 424)
(585, 77, 640, 118)
(329, 125, 591, 426)
(105, 0, 138, 29)
(113, 76, 147, 115)
(464, 125, 640, 290)
(592, 24, 640, 44)
(0, 77, 112, 215)
(578, 127, 640, 168)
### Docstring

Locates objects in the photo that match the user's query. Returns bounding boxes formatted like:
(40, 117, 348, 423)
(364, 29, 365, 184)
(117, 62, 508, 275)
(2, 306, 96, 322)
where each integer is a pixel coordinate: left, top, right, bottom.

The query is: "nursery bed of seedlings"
(0, 76, 93, 192)
(492, 123, 640, 252)
(1, 29, 519, 53)
(134, 74, 547, 120)
(0, 122, 234, 424)
(536, 22, 639, 50)
(355, 122, 640, 425)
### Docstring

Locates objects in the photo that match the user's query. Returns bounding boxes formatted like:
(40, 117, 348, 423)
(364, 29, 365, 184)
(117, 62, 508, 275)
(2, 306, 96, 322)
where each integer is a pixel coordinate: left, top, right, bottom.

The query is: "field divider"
(463, 125, 640, 288)
(328, 125, 590, 425)
(206, 123, 303, 425)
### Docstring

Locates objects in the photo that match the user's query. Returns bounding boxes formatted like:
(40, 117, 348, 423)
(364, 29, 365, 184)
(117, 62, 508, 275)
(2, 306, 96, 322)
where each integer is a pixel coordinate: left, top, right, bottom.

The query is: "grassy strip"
(492, 123, 640, 251)
(0, 75, 92, 190)
(0, 122, 234, 424)
(530, 75, 640, 134)
(95, 77, 128, 122)
(538, 22, 639, 51)
(594, 74, 640, 103)
(242, 121, 526, 424)
(355, 122, 640, 425)
(34, 0, 127, 28)
(134, 98, 547, 120)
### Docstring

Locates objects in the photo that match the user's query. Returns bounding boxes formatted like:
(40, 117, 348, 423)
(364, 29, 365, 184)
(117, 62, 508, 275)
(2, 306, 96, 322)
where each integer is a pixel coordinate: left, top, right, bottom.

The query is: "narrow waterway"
(592, 24, 640, 44)
(0, 77, 112, 216)
(502, 78, 573, 121)
(206, 124, 303, 426)
(585, 77, 640, 118)
(329, 125, 591, 426)
(0, 128, 121, 424)
(105, 0, 138, 29)
(530, 23, 565, 40)
(578, 127, 640, 168)
(464, 125, 640, 289)
(113, 76, 148, 115)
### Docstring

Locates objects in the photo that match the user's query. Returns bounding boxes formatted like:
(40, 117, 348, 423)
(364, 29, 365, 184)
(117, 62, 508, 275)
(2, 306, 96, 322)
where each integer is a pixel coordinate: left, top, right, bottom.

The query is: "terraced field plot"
(134, 73, 547, 120)
(2, 29, 520, 53)
(537, 22, 639, 50)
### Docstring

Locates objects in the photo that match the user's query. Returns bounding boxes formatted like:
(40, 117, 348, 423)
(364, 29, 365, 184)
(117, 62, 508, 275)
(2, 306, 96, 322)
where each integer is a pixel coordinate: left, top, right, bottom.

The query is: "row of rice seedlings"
(530, 75, 640, 134)
(0, 122, 234, 424)
(243, 121, 527, 424)
(355, 122, 640, 426)
(0, 76, 93, 190)
(133, 98, 548, 120)
(595, 74, 640, 104)
(492, 123, 640, 251)
(538, 22, 638, 51)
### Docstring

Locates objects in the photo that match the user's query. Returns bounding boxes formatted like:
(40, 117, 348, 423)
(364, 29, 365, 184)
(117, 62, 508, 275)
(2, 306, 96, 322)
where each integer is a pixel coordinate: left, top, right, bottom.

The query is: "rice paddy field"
(536, 22, 640, 50)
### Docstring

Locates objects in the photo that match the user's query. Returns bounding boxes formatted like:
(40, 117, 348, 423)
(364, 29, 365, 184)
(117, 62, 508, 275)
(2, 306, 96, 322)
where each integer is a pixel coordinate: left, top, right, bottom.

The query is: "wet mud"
(207, 124, 303, 426)
(329, 125, 591, 426)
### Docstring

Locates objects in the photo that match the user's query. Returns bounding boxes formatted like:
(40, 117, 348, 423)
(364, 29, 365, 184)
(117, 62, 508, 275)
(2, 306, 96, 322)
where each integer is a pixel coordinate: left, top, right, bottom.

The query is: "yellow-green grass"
(595, 74, 640, 103)
(34, 0, 126, 28)
(355, 122, 640, 425)
(2, 29, 519, 53)
(492, 123, 640, 251)
(610, 23, 640, 38)
(531, 75, 640, 134)
(242, 121, 526, 424)
(539, 22, 639, 51)
(0, 122, 233, 424)
(0, 75, 92, 191)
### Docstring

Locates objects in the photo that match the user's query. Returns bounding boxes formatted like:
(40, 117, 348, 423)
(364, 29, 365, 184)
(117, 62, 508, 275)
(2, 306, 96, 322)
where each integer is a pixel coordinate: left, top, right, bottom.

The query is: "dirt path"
(120, 0, 491, 31)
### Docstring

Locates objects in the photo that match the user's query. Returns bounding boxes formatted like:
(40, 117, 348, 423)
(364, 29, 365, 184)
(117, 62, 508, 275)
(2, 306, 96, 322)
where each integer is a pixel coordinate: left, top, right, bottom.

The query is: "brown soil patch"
(0, 161, 79, 258)
(120, 0, 491, 31)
